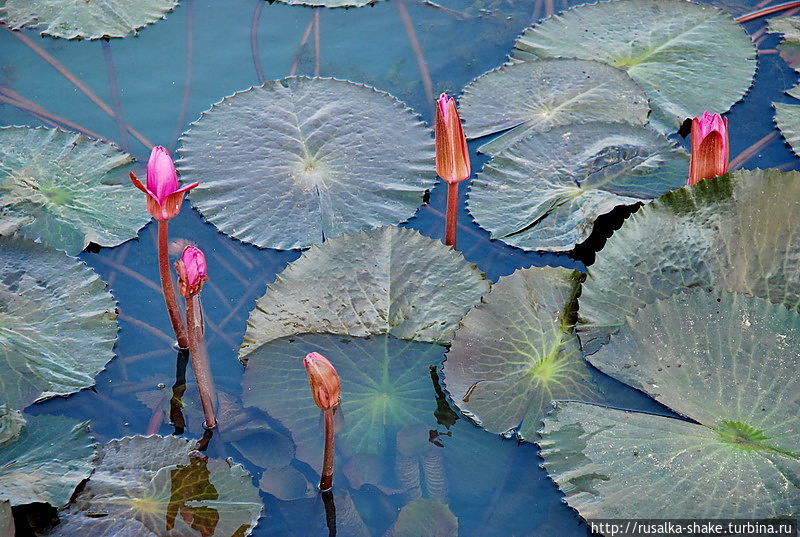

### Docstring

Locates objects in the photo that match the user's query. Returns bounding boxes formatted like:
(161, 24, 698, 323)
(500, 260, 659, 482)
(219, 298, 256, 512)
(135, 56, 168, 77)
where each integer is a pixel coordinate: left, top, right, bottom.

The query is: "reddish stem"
(735, 1, 800, 22)
(186, 295, 217, 429)
(445, 182, 459, 249)
(158, 221, 189, 348)
(320, 409, 335, 491)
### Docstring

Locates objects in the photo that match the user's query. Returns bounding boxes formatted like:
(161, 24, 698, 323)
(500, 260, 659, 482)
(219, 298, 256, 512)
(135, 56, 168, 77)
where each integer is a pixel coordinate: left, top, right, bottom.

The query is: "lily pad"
(0, 0, 179, 39)
(0, 126, 149, 255)
(50, 435, 262, 537)
(0, 500, 13, 536)
(0, 234, 118, 409)
(0, 407, 94, 508)
(444, 267, 599, 441)
(239, 227, 488, 358)
(514, 0, 756, 133)
(458, 59, 649, 155)
(769, 17, 800, 71)
(387, 499, 458, 537)
(274, 0, 380, 6)
(539, 291, 800, 521)
(578, 169, 800, 354)
(774, 85, 800, 158)
(178, 78, 435, 250)
(467, 122, 689, 252)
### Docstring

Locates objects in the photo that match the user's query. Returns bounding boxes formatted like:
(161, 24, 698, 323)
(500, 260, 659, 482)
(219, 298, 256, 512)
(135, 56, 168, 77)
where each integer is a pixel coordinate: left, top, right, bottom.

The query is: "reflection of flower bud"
(130, 146, 199, 221)
(435, 93, 471, 185)
(174, 246, 208, 298)
(304, 352, 341, 411)
(688, 112, 729, 186)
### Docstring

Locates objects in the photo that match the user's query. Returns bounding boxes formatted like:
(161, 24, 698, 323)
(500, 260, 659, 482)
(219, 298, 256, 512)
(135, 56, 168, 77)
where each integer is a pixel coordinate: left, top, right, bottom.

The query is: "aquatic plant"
(435, 93, 470, 248)
(688, 112, 730, 186)
(303, 352, 341, 491)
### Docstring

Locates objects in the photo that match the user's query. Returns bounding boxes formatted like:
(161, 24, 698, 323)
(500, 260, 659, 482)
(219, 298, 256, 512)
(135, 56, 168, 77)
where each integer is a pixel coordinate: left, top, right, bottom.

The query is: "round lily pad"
(0, 407, 94, 508)
(388, 499, 458, 537)
(514, 0, 756, 133)
(239, 227, 488, 358)
(458, 59, 649, 155)
(467, 122, 689, 252)
(178, 78, 435, 250)
(50, 435, 263, 537)
(774, 85, 800, 157)
(540, 291, 800, 521)
(0, 0, 179, 39)
(0, 234, 118, 409)
(0, 126, 149, 255)
(444, 267, 599, 441)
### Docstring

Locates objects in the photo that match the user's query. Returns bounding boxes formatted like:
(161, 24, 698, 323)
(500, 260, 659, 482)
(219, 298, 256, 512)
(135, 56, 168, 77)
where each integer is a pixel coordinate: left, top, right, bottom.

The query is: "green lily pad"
(387, 499, 458, 537)
(774, 85, 800, 158)
(458, 59, 649, 155)
(539, 291, 800, 521)
(0, 126, 149, 255)
(444, 267, 599, 441)
(239, 227, 488, 358)
(0, 0, 179, 39)
(0, 234, 118, 409)
(769, 17, 800, 72)
(0, 407, 94, 508)
(50, 435, 262, 537)
(514, 0, 756, 133)
(578, 169, 800, 355)
(467, 122, 689, 252)
(178, 78, 435, 250)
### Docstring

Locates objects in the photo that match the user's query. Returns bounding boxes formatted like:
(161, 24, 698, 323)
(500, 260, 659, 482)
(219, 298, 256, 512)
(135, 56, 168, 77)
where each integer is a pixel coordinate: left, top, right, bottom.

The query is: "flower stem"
(735, 1, 800, 23)
(320, 409, 335, 491)
(158, 220, 189, 349)
(186, 295, 217, 429)
(445, 182, 459, 248)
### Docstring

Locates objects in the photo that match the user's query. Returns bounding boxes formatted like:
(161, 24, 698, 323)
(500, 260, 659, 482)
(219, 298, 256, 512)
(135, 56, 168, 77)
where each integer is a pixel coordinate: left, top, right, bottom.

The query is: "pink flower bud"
(174, 245, 208, 298)
(130, 146, 199, 221)
(435, 93, 471, 185)
(304, 352, 341, 411)
(688, 112, 729, 186)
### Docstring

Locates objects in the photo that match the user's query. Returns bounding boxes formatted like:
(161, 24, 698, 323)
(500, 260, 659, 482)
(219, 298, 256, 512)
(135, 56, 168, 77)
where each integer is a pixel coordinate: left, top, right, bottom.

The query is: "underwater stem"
(320, 409, 335, 491)
(186, 295, 217, 429)
(736, 1, 800, 22)
(158, 221, 189, 349)
(445, 182, 459, 248)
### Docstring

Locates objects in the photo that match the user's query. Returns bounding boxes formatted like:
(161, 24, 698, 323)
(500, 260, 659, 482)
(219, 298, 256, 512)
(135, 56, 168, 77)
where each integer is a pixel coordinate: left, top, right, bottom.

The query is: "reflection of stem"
(158, 221, 189, 348)
(250, 0, 267, 84)
(321, 490, 337, 537)
(186, 295, 217, 429)
(289, 16, 316, 77)
(736, 1, 800, 22)
(195, 428, 213, 452)
(314, 9, 321, 77)
(320, 409, 335, 491)
(398, 0, 434, 109)
(444, 182, 458, 248)
(171, 0, 194, 152)
(101, 40, 130, 152)
(171, 350, 189, 435)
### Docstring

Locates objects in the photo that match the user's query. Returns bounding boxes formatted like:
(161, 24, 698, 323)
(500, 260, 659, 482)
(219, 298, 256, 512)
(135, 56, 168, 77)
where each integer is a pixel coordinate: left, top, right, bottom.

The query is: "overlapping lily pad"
(458, 59, 649, 155)
(540, 291, 800, 521)
(0, 406, 94, 508)
(0, 126, 148, 255)
(50, 435, 262, 537)
(178, 78, 435, 250)
(0, 0, 179, 39)
(444, 267, 599, 440)
(774, 85, 800, 158)
(769, 16, 800, 71)
(239, 227, 488, 357)
(467, 123, 689, 251)
(0, 234, 118, 409)
(514, 0, 756, 133)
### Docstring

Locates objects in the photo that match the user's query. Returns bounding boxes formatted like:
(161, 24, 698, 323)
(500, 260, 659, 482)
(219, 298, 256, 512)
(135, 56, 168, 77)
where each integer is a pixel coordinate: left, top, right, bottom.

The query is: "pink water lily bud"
(688, 112, 729, 186)
(174, 245, 208, 298)
(435, 93, 471, 184)
(130, 146, 199, 221)
(304, 352, 341, 411)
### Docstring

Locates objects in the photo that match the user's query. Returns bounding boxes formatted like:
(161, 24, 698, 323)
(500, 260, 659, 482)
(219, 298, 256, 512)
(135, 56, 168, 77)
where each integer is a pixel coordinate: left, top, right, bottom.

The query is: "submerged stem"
(736, 1, 800, 22)
(445, 182, 459, 248)
(186, 295, 217, 429)
(158, 221, 189, 349)
(320, 409, 335, 491)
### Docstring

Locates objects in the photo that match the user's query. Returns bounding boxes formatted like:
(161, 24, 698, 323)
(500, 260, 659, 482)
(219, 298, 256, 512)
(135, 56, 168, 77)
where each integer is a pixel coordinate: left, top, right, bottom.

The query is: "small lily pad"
(239, 227, 488, 358)
(0, 126, 149, 255)
(0, 234, 118, 409)
(458, 59, 649, 155)
(514, 0, 756, 133)
(444, 267, 599, 440)
(467, 122, 689, 252)
(774, 85, 800, 158)
(0, 0, 179, 39)
(387, 499, 458, 537)
(178, 78, 435, 250)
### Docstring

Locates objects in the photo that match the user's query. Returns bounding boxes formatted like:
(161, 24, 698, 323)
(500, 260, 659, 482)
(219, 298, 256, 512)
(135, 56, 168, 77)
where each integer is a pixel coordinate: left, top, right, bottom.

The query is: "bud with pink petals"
(435, 94, 471, 185)
(304, 352, 341, 411)
(174, 246, 208, 298)
(130, 146, 199, 221)
(688, 112, 730, 186)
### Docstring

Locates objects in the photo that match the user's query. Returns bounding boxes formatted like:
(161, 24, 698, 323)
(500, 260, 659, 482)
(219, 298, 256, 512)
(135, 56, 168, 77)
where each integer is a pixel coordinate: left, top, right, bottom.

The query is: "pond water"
(1, 0, 799, 535)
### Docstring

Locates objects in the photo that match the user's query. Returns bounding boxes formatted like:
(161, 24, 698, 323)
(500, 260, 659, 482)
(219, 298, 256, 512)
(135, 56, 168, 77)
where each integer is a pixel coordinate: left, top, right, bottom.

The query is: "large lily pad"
(578, 169, 800, 354)
(0, 126, 148, 255)
(0, 0, 179, 39)
(458, 59, 649, 155)
(444, 267, 599, 441)
(50, 435, 262, 537)
(514, 0, 756, 133)
(178, 78, 435, 250)
(239, 227, 488, 358)
(0, 406, 94, 508)
(540, 291, 800, 521)
(467, 122, 688, 252)
(774, 85, 800, 158)
(0, 234, 118, 409)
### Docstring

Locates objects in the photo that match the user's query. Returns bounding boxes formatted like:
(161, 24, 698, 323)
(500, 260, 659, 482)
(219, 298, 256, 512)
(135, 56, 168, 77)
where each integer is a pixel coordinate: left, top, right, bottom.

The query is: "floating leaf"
(444, 267, 598, 440)
(467, 123, 688, 252)
(0, 0, 179, 39)
(387, 499, 458, 537)
(769, 17, 800, 71)
(540, 291, 800, 521)
(0, 408, 94, 508)
(259, 466, 315, 501)
(0, 499, 13, 536)
(0, 126, 148, 255)
(514, 0, 756, 133)
(458, 59, 649, 155)
(0, 234, 117, 409)
(178, 78, 435, 250)
(273, 0, 380, 6)
(239, 227, 488, 357)
(50, 435, 262, 537)
(774, 85, 800, 158)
